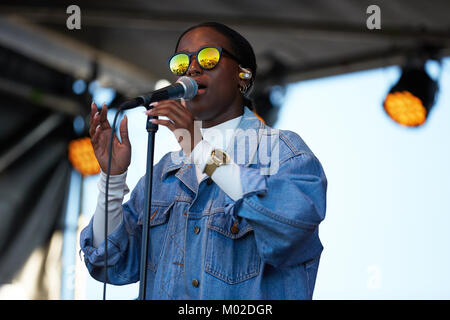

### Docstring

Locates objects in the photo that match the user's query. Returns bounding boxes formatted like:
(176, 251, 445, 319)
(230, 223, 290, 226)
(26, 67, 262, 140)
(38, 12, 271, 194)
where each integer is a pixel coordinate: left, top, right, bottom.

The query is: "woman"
(80, 22, 327, 299)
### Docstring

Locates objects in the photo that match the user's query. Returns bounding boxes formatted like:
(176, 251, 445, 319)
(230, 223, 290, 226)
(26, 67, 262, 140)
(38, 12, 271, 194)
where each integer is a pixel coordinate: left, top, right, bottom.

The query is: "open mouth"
(197, 84, 208, 94)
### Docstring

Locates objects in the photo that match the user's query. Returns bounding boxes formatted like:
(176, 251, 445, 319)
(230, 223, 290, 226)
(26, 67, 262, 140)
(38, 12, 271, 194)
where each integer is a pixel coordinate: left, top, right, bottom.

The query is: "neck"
(201, 96, 244, 128)
(202, 109, 243, 128)
(201, 111, 243, 151)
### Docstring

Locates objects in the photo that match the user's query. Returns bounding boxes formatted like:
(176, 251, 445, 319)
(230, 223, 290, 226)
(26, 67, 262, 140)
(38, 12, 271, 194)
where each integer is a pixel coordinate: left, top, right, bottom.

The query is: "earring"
(239, 83, 251, 94)
(239, 71, 252, 80)
(239, 66, 252, 80)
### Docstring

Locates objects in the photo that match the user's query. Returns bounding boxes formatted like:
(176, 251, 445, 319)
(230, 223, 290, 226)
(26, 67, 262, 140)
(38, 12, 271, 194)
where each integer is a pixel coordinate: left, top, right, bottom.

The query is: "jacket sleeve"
(79, 176, 145, 285)
(230, 151, 327, 268)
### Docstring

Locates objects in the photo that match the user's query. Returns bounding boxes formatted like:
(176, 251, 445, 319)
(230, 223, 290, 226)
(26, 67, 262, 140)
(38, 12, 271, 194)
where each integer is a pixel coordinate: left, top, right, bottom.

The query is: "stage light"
(384, 65, 438, 127)
(72, 79, 86, 95)
(68, 137, 100, 176)
(269, 85, 286, 108)
(88, 80, 116, 106)
(73, 115, 85, 135)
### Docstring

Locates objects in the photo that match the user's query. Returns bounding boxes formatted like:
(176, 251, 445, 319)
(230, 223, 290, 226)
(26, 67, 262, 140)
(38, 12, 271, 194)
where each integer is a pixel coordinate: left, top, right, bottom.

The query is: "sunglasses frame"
(167, 46, 240, 76)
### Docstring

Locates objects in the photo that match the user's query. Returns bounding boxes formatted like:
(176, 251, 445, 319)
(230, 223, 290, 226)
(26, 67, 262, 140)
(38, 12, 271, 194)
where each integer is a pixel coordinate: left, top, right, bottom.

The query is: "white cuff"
(191, 140, 243, 201)
(98, 169, 130, 197)
(212, 163, 243, 201)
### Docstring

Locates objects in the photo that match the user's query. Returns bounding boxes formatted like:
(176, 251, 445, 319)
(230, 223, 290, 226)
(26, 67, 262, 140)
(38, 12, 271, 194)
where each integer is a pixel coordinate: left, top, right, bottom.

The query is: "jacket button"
(206, 177, 213, 185)
(230, 222, 239, 234)
(194, 226, 200, 234)
(192, 279, 199, 287)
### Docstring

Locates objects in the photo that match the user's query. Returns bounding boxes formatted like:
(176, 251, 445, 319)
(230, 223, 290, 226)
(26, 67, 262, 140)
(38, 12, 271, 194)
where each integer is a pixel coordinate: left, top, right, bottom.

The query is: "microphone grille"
(177, 76, 198, 100)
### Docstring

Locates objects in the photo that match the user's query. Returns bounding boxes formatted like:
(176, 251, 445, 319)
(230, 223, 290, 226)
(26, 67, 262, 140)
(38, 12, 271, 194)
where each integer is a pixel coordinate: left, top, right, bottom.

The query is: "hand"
(146, 99, 202, 156)
(89, 102, 131, 175)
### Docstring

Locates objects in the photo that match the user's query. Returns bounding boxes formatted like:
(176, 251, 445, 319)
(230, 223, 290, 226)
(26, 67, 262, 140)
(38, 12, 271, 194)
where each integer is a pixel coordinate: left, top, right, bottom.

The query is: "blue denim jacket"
(80, 107, 327, 299)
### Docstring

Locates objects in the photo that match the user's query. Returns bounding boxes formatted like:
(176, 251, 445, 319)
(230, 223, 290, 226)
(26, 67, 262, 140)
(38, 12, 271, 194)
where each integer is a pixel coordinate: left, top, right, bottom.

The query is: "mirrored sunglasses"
(168, 46, 240, 76)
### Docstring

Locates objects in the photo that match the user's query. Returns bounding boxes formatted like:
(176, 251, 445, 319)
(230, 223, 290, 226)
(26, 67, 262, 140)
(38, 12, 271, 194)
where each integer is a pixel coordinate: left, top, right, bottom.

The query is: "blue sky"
(72, 58, 450, 299)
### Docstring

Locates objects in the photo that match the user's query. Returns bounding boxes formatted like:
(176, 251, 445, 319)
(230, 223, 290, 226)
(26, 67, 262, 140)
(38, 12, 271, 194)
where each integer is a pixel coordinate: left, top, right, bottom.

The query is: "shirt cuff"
(212, 163, 243, 201)
(98, 169, 130, 197)
(191, 140, 243, 201)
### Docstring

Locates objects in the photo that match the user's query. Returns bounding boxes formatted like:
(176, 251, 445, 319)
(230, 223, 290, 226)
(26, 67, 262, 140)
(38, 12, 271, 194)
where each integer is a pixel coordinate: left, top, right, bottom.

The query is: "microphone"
(119, 76, 198, 110)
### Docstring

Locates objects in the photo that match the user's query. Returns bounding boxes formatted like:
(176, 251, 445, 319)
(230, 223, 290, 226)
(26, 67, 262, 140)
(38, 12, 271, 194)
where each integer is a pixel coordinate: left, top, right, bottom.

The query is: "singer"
(80, 22, 327, 299)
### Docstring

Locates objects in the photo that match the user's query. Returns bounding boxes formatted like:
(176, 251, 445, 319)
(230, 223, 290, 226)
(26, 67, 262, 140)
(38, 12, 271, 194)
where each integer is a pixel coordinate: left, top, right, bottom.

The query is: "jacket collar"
(225, 106, 265, 167)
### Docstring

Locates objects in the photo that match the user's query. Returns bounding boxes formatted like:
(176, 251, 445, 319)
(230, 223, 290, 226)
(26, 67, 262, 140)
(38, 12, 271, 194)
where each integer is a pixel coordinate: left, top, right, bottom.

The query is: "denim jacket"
(80, 107, 327, 299)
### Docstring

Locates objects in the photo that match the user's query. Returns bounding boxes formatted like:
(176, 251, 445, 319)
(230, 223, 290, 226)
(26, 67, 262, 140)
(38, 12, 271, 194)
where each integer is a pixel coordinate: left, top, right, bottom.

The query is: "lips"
(195, 81, 208, 95)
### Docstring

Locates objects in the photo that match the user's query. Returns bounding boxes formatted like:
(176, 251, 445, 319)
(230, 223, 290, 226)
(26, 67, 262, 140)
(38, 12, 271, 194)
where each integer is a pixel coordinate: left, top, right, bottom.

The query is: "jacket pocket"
(205, 211, 261, 284)
(137, 201, 173, 272)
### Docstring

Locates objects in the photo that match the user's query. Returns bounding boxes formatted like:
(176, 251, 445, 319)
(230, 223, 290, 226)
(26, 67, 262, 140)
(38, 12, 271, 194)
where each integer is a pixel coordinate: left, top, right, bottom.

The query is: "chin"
(187, 99, 211, 118)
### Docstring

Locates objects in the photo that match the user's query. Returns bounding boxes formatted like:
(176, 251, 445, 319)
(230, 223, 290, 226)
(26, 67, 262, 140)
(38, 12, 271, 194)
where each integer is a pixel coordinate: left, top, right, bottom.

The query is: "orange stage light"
(68, 137, 100, 176)
(384, 91, 427, 127)
(383, 65, 437, 127)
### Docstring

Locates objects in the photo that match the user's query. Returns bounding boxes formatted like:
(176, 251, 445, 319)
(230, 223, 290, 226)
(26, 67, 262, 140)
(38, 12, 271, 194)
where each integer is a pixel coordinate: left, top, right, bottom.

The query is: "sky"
(69, 57, 450, 300)
(276, 58, 450, 299)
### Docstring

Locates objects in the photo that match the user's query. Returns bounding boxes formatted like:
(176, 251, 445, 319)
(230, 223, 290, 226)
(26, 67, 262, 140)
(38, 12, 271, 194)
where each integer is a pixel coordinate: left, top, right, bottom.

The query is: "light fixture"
(384, 64, 438, 127)
(88, 80, 116, 106)
(72, 79, 86, 95)
(68, 137, 100, 176)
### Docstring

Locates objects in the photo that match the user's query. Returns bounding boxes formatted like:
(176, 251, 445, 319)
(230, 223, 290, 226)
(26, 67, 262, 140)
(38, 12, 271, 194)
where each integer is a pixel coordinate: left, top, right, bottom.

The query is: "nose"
(186, 54, 202, 76)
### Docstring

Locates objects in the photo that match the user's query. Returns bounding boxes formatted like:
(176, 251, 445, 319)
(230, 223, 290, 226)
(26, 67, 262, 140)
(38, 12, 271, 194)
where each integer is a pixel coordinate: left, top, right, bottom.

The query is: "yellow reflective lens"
(197, 47, 220, 69)
(170, 54, 189, 75)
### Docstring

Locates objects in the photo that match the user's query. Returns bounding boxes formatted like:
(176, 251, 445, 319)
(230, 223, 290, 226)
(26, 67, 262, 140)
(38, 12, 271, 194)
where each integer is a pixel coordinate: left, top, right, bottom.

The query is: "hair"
(175, 22, 257, 109)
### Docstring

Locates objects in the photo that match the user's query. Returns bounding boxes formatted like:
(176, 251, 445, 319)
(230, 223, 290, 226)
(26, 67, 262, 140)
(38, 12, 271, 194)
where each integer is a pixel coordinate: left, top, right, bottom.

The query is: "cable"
(103, 107, 124, 300)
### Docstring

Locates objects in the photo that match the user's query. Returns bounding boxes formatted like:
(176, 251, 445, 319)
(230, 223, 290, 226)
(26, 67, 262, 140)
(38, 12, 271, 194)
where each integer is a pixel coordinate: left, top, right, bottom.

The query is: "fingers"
(90, 101, 98, 121)
(99, 104, 111, 130)
(89, 103, 114, 153)
(89, 102, 98, 138)
(150, 118, 176, 131)
(89, 103, 111, 137)
(119, 115, 131, 147)
(91, 123, 100, 142)
(145, 100, 190, 129)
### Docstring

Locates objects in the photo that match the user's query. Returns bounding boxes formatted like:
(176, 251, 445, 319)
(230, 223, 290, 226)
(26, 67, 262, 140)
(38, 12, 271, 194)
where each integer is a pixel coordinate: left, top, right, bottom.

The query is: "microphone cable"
(103, 107, 125, 300)
(100, 77, 196, 299)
